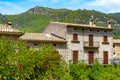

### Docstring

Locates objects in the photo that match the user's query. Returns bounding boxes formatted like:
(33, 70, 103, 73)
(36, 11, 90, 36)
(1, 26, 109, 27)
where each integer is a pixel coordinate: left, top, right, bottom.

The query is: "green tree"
(0, 37, 70, 80)
(69, 61, 89, 80)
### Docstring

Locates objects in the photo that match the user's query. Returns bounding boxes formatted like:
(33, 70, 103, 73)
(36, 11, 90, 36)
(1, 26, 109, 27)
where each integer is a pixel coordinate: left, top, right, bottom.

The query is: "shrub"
(0, 37, 69, 80)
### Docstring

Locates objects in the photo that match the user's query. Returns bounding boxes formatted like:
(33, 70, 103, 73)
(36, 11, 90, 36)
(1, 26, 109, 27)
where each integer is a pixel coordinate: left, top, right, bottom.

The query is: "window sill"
(71, 40, 80, 43)
(102, 42, 109, 44)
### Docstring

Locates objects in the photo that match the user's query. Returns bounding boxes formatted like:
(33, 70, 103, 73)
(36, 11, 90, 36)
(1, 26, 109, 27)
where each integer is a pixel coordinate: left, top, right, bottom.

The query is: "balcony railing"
(84, 41, 99, 48)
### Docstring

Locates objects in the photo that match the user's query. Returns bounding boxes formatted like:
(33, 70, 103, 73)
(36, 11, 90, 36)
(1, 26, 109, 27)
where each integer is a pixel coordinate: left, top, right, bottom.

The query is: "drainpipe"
(65, 26, 70, 64)
(82, 28, 85, 62)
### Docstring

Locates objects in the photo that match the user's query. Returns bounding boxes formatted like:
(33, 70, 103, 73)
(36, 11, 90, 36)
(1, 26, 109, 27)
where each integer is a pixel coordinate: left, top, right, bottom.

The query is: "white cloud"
(87, 0, 120, 13)
(88, 0, 120, 7)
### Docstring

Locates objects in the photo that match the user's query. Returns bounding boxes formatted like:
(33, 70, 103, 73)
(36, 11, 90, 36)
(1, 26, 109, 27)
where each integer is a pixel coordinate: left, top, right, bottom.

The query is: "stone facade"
(66, 26, 113, 64)
(43, 22, 113, 64)
(23, 40, 69, 62)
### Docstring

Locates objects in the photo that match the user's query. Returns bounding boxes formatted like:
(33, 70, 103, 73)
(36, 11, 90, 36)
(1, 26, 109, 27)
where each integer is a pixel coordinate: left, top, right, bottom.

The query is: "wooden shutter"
(88, 51, 94, 64)
(103, 51, 108, 64)
(73, 51, 78, 64)
(89, 35, 93, 46)
(103, 36, 108, 42)
(73, 34, 78, 41)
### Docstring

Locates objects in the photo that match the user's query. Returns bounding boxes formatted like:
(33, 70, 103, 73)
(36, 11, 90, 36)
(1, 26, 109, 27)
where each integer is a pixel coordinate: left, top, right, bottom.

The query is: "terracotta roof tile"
(0, 24, 23, 33)
(20, 33, 66, 42)
(113, 39, 120, 43)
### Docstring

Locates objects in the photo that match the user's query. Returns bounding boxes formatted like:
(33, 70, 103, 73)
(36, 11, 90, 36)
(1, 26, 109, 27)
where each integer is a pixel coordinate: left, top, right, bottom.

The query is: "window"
(113, 52, 116, 55)
(74, 28, 77, 30)
(102, 36, 109, 44)
(73, 34, 78, 41)
(104, 31, 107, 32)
(53, 44, 57, 46)
(73, 50, 78, 64)
(103, 51, 108, 64)
(113, 44, 115, 48)
(82, 28, 84, 31)
(71, 34, 79, 43)
(97, 30, 100, 32)
(90, 30, 92, 31)
(103, 36, 107, 42)
(34, 43, 38, 46)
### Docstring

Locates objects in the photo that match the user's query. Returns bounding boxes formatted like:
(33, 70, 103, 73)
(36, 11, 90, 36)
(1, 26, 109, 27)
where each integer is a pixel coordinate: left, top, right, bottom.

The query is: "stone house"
(43, 21, 113, 64)
(112, 39, 120, 59)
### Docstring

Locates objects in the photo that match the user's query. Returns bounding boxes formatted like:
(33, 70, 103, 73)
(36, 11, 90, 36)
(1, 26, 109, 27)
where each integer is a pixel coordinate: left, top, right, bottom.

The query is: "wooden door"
(103, 51, 108, 64)
(89, 35, 93, 46)
(73, 51, 78, 64)
(88, 51, 94, 64)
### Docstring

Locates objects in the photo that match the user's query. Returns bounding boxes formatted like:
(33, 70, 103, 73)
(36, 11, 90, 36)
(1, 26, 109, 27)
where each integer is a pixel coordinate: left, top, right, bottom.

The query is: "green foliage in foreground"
(0, 37, 70, 80)
(0, 37, 120, 80)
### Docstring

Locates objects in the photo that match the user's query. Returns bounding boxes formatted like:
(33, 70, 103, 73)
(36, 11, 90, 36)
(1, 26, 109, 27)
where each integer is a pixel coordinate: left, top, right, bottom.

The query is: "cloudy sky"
(0, 0, 120, 15)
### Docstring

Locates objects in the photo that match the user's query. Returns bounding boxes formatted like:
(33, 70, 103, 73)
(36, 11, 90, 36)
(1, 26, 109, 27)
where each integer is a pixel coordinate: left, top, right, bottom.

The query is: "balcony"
(84, 41, 99, 49)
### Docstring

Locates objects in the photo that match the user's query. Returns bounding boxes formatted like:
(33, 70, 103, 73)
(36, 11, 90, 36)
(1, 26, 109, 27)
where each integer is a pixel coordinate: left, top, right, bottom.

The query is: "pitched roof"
(44, 21, 113, 39)
(20, 33, 66, 43)
(113, 39, 120, 44)
(50, 22, 113, 30)
(0, 24, 23, 34)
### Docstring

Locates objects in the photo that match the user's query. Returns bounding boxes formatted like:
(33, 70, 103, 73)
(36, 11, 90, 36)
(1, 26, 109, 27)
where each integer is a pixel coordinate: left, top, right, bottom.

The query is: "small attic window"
(104, 30, 107, 32)
(53, 44, 57, 46)
(74, 28, 77, 30)
(113, 52, 116, 55)
(97, 30, 100, 32)
(90, 30, 92, 31)
(82, 28, 84, 31)
(34, 43, 38, 46)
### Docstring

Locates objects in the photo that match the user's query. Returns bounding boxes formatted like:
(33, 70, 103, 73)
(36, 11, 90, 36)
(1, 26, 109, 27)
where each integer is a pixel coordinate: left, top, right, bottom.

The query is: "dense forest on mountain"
(5, 14, 50, 32)
(0, 6, 120, 36)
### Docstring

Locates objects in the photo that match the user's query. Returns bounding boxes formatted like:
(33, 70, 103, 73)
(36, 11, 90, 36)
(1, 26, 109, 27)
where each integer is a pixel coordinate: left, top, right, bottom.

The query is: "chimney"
(6, 22, 12, 28)
(89, 19, 93, 26)
(93, 21, 96, 27)
(107, 20, 111, 28)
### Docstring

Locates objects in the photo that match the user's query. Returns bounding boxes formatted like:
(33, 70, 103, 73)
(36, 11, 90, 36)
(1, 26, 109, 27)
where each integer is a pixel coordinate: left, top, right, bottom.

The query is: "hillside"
(5, 14, 50, 32)
(0, 6, 120, 35)
(0, 13, 7, 24)
(25, 6, 120, 26)
(109, 13, 120, 17)
(25, 6, 114, 25)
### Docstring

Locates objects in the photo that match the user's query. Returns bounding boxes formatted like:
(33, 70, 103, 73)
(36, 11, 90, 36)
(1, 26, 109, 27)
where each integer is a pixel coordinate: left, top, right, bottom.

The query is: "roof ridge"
(50, 21, 111, 29)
